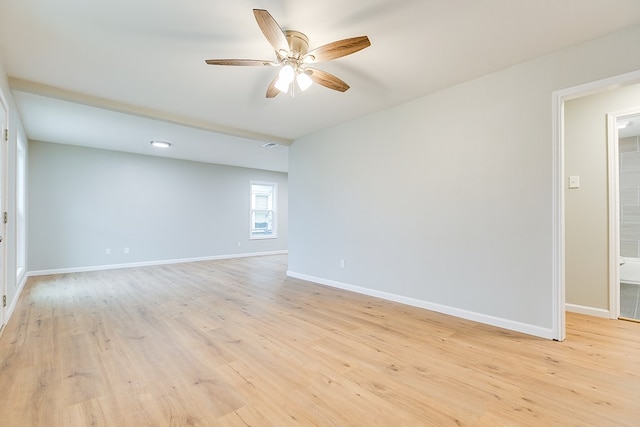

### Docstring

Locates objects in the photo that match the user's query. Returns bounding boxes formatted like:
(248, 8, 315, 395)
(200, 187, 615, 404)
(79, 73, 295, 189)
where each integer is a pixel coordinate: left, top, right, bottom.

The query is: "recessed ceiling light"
(262, 142, 277, 148)
(150, 140, 171, 148)
(618, 121, 631, 129)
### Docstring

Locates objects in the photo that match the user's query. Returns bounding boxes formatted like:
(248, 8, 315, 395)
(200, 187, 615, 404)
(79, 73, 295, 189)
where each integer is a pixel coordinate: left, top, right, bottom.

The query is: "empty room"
(1, 1, 640, 425)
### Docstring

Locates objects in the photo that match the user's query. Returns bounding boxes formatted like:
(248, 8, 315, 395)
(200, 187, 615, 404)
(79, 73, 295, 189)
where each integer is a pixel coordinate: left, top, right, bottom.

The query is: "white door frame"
(608, 112, 621, 320)
(0, 91, 6, 330)
(553, 69, 640, 341)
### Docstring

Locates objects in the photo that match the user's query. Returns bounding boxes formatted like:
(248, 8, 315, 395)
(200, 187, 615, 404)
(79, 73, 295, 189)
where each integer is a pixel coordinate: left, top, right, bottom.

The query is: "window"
(250, 181, 277, 239)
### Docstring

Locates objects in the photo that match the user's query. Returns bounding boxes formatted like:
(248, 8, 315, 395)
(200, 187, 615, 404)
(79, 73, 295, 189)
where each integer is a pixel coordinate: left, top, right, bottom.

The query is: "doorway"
(554, 69, 640, 341)
(615, 112, 640, 321)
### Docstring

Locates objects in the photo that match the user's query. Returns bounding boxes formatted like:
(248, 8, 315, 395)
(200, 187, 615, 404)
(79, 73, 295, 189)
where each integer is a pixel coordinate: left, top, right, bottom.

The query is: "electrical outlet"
(105, 248, 111, 255)
(340, 259, 345, 268)
(123, 247, 130, 254)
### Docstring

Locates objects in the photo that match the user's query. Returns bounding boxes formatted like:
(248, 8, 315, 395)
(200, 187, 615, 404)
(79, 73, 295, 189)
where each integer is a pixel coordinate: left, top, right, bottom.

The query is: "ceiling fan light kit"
(205, 9, 370, 98)
(275, 63, 295, 92)
(296, 72, 313, 91)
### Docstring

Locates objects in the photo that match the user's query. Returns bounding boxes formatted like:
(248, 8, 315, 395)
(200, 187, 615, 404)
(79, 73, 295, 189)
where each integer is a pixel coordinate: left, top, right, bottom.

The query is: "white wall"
(288, 24, 640, 338)
(28, 141, 288, 272)
(565, 84, 640, 312)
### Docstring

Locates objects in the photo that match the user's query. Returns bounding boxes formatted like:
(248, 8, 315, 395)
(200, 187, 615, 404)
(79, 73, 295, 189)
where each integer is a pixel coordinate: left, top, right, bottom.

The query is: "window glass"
(250, 182, 277, 239)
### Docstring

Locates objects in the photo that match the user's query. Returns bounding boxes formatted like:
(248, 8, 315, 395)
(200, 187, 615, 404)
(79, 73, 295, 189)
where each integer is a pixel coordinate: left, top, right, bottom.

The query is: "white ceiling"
(2, 0, 640, 172)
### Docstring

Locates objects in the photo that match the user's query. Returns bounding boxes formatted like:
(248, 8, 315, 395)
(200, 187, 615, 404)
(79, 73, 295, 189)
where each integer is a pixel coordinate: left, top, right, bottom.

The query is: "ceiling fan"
(205, 9, 371, 98)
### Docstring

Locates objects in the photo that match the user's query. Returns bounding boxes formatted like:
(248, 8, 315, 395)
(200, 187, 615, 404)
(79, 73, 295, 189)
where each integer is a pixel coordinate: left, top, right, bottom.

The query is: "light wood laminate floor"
(1, 255, 639, 426)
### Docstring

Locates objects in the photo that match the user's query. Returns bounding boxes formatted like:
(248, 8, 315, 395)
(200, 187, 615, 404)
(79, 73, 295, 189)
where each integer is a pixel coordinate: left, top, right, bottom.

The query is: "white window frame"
(250, 181, 277, 240)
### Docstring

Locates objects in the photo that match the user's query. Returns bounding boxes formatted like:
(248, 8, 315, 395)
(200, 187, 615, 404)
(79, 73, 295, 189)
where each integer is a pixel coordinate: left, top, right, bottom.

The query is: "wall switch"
(105, 248, 111, 255)
(569, 176, 580, 189)
(237, 241, 241, 247)
(340, 259, 345, 268)
(123, 247, 129, 254)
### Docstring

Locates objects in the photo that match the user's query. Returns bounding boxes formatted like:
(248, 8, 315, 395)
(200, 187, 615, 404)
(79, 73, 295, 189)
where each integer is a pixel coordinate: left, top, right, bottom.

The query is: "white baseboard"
(27, 250, 288, 277)
(565, 303, 610, 318)
(3, 272, 29, 331)
(7, 273, 28, 318)
(286, 271, 554, 339)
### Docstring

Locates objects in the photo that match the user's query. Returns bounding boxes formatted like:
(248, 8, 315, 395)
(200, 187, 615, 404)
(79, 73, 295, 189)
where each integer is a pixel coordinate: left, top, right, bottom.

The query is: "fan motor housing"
(284, 30, 309, 55)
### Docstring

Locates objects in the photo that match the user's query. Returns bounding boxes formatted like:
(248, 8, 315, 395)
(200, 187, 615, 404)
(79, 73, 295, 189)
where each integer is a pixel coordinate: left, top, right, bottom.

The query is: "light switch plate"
(569, 176, 580, 189)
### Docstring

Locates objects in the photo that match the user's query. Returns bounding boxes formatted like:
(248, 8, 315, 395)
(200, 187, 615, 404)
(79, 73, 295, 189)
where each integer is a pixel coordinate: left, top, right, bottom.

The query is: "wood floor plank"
(1, 254, 640, 426)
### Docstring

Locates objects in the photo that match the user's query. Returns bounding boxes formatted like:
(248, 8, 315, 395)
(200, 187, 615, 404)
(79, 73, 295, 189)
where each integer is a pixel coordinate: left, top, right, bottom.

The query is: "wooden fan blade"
(308, 68, 350, 92)
(266, 74, 280, 98)
(303, 36, 370, 63)
(253, 9, 289, 55)
(205, 59, 274, 66)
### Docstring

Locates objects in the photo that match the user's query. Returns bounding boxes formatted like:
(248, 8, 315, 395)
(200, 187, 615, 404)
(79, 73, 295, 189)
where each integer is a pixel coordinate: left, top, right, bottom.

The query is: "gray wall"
(289, 23, 640, 336)
(565, 85, 640, 311)
(28, 141, 288, 272)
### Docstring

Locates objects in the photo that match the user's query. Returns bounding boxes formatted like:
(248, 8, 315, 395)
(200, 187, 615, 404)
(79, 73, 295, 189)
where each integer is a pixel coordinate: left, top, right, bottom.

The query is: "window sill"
(250, 235, 278, 240)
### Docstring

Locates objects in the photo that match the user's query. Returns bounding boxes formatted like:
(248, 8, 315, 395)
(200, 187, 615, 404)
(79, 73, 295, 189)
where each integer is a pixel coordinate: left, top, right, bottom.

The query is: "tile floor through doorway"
(620, 282, 640, 320)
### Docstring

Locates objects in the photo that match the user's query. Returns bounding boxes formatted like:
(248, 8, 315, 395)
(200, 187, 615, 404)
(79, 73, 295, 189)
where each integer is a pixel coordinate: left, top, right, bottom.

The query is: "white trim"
(287, 271, 554, 339)
(552, 69, 640, 341)
(0, 89, 8, 330)
(551, 91, 566, 341)
(15, 131, 26, 280)
(565, 303, 610, 318)
(607, 113, 621, 319)
(5, 272, 28, 322)
(27, 250, 288, 277)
